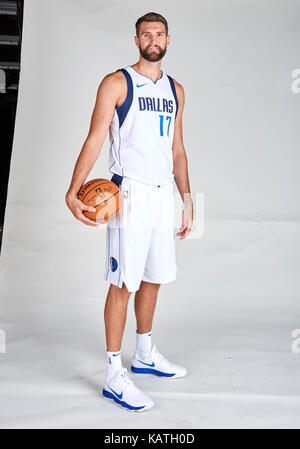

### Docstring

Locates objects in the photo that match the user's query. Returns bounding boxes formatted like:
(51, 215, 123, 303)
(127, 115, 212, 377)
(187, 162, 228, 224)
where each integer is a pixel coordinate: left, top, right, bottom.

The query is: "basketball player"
(65, 12, 193, 412)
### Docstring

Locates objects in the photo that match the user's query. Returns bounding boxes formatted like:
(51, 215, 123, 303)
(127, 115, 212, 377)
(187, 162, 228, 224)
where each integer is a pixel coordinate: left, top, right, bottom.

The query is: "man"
(66, 12, 193, 412)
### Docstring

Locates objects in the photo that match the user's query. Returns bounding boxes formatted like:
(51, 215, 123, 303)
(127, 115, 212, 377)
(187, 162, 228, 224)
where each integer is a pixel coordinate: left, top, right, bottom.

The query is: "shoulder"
(101, 70, 125, 84)
(95, 70, 127, 105)
(99, 70, 126, 90)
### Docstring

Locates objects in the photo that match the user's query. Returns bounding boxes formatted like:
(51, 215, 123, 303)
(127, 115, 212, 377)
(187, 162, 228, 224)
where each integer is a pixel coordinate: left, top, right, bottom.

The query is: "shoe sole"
(131, 365, 187, 378)
(102, 388, 153, 412)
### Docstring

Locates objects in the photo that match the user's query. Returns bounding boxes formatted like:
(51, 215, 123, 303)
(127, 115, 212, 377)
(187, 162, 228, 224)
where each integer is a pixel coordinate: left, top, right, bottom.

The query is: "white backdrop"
(0, 0, 299, 429)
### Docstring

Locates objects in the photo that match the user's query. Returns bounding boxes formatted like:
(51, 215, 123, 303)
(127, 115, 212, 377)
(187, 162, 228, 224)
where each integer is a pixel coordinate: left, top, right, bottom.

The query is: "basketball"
(77, 178, 122, 223)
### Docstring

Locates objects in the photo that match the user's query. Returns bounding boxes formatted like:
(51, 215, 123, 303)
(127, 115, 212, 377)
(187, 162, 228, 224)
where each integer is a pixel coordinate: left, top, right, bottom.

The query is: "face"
(135, 22, 170, 62)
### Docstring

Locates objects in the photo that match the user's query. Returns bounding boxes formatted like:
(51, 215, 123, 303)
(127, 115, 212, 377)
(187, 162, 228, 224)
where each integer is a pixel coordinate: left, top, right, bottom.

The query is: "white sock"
(136, 330, 152, 357)
(106, 350, 122, 381)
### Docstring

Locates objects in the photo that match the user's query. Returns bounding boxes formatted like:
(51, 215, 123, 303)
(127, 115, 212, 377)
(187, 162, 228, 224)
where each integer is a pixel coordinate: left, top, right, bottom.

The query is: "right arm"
(65, 72, 124, 226)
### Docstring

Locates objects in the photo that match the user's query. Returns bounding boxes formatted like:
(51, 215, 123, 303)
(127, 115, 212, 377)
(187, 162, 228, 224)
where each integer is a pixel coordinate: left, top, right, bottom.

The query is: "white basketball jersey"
(108, 65, 178, 186)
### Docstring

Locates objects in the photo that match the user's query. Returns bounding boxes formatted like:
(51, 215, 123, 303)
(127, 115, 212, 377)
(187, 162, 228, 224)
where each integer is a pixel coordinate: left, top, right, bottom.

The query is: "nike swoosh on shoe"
(137, 360, 155, 367)
(109, 386, 123, 400)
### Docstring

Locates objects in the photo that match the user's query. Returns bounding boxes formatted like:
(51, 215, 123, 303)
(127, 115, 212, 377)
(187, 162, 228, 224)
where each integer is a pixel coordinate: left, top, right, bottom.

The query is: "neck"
(132, 60, 162, 79)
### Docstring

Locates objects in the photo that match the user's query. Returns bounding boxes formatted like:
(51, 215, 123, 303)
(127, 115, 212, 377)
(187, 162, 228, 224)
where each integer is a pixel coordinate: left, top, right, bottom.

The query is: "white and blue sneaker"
(131, 344, 187, 379)
(102, 367, 154, 412)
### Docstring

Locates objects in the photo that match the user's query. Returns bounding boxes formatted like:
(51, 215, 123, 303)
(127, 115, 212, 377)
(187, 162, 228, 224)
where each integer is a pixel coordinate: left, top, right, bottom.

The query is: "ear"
(166, 34, 171, 47)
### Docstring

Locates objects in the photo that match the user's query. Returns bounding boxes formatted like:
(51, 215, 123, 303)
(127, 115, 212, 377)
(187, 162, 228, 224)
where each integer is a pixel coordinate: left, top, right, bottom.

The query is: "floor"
(0, 325, 299, 429)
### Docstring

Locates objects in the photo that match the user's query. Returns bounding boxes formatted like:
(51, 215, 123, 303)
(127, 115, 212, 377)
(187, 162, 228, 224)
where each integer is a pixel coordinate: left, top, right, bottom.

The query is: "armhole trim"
(115, 68, 133, 128)
(167, 75, 178, 119)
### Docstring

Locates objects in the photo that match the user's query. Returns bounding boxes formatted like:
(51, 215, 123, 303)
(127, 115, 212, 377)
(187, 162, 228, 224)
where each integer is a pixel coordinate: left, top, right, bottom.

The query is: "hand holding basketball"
(68, 178, 122, 226)
(65, 194, 99, 227)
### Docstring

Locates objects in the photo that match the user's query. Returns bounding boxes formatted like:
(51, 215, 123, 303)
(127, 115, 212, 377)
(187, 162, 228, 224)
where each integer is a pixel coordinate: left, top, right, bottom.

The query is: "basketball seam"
(94, 208, 120, 222)
(92, 190, 120, 208)
(79, 181, 119, 201)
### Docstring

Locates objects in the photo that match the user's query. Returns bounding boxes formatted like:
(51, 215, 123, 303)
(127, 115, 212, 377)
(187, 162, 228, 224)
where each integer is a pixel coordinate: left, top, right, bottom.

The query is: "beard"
(139, 44, 167, 62)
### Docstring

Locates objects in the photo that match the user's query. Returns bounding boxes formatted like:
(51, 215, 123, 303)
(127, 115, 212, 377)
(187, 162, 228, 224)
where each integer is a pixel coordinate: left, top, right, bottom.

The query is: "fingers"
(77, 203, 99, 226)
(178, 215, 185, 233)
(176, 226, 191, 239)
(176, 217, 187, 238)
(82, 205, 97, 213)
(176, 215, 193, 240)
(75, 210, 100, 227)
(68, 197, 99, 226)
(80, 216, 100, 227)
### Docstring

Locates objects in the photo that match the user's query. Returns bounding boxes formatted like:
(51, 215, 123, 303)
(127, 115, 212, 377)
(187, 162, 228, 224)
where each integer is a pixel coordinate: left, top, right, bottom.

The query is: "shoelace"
(120, 368, 137, 392)
(153, 349, 171, 368)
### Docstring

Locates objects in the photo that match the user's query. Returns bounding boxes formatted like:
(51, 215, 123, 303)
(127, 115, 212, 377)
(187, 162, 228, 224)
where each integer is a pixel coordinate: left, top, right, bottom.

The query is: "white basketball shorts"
(104, 175, 177, 293)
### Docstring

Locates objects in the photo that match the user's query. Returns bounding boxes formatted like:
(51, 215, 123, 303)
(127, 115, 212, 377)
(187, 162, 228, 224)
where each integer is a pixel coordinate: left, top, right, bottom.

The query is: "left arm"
(172, 80, 193, 239)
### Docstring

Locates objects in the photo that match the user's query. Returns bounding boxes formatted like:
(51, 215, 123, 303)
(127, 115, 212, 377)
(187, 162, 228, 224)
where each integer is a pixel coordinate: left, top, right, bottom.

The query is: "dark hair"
(135, 12, 168, 37)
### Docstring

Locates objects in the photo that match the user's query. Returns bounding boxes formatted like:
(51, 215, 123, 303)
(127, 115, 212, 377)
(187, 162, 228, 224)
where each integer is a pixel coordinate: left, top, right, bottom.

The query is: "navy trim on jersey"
(167, 75, 178, 119)
(111, 173, 123, 187)
(116, 68, 133, 128)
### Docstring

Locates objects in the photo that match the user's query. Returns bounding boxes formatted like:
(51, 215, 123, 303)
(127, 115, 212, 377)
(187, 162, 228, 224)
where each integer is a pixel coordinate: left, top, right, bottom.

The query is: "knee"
(109, 283, 131, 303)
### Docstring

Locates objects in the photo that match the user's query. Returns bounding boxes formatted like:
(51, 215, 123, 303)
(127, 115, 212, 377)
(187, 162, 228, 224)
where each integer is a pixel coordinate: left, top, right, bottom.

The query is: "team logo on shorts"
(110, 256, 118, 272)
(123, 189, 128, 199)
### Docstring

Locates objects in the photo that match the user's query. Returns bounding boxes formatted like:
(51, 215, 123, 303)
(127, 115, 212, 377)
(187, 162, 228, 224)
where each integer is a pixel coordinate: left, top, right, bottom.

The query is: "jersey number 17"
(159, 115, 172, 137)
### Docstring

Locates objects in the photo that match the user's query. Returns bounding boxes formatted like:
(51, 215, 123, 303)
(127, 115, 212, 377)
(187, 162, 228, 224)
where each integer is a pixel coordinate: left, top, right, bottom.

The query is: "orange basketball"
(77, 178, 122, 224)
